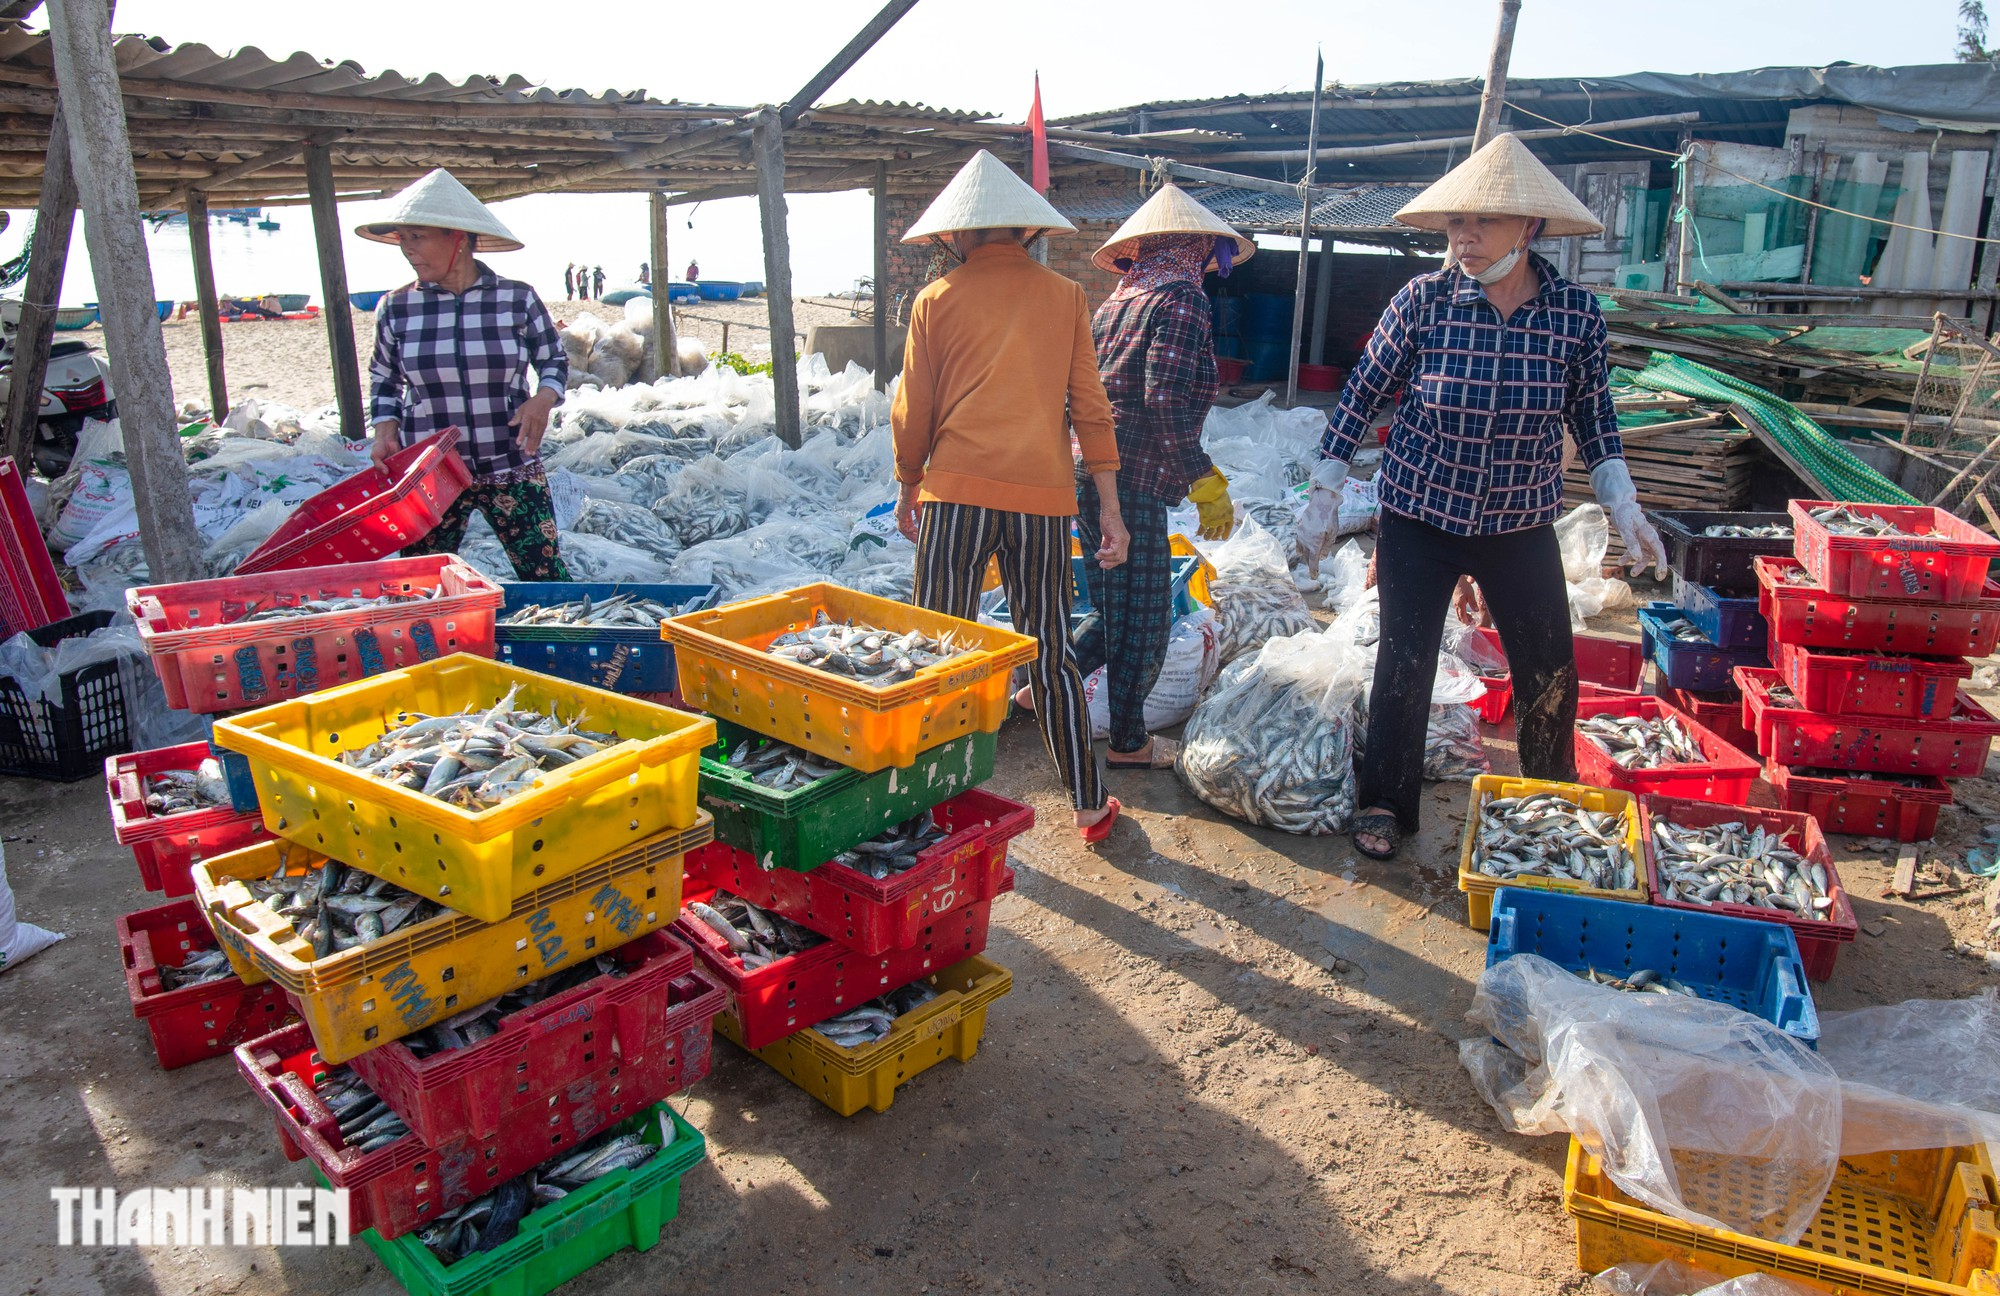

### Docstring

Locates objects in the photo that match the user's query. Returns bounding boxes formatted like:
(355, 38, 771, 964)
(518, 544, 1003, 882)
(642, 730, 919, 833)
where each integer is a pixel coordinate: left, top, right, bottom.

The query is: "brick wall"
(878, 191, 1124, 321)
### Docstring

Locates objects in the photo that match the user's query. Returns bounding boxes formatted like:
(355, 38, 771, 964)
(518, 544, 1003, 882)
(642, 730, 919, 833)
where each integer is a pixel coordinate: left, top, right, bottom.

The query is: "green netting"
(1626, 352, 1919, 505)
(1808, 176, 1901, 289)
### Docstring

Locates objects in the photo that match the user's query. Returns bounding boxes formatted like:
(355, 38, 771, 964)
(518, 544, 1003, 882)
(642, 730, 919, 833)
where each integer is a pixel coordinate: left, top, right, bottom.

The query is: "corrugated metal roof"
(1054, 183, 1429, 235)
(816, 99, 999, 124)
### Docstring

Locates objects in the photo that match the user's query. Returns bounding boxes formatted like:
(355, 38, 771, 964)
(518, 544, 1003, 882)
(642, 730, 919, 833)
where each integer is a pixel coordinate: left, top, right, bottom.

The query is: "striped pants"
(915, 501, 1105, 812)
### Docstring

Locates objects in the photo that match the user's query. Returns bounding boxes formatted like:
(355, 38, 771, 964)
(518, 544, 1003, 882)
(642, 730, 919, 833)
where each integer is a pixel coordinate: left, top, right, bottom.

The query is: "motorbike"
(0, 299, 119, 477)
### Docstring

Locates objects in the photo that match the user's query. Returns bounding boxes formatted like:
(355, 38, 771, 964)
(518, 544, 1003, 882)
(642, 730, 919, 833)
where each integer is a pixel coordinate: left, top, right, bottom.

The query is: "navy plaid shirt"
(1321, 255, 1621, 536)
(1090, 281, 1219, 505)
(368, 262, 567, 476)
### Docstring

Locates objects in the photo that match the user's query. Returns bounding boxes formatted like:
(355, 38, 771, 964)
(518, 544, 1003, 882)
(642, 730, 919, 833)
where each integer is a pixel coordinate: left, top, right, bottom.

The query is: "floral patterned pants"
(407, 460, 572, 580)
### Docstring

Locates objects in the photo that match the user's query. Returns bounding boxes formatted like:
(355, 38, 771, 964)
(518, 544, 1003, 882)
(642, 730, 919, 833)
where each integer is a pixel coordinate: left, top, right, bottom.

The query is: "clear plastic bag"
(0, 841, 62, 974)
(1817, 991, 2000, 1154)
(1593, 1260, 1823, 1296)
(570, 497, 683, 565)
(1556, 503, 1637, 626)
(1201, 516, 1315, 665)
(671, 517, 850, 600)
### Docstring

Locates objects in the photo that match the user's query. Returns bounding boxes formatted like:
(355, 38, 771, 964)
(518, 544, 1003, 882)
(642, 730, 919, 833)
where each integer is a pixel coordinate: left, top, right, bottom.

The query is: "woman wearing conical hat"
(1292, 134, 1668, 861)
(358, 168, 571, 579)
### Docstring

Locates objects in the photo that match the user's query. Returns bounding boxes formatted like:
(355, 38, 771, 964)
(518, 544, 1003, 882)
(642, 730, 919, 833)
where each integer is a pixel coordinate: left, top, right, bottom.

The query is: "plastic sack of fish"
(1081, 608, 1221, 741)
(1458, 952, 1840, 1246)
(1342, 591, 1494, 782)
(1199, 517, 1315, 666)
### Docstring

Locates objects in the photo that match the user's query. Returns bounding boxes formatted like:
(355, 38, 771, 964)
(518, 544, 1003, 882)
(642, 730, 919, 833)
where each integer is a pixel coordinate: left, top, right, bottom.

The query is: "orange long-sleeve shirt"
(892, 241, 1119, 516)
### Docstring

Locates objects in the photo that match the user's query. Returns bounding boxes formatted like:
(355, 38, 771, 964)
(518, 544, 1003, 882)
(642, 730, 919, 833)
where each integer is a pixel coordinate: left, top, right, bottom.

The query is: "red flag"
(1027, 73, 1050, 194)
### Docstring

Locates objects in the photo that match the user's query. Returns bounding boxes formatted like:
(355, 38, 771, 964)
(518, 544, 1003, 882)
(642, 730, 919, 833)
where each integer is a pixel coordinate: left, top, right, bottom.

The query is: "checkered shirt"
(368, 262, 567, 476)
(1320, 256, 1622, 536)
(1090, 281, 1218, 505)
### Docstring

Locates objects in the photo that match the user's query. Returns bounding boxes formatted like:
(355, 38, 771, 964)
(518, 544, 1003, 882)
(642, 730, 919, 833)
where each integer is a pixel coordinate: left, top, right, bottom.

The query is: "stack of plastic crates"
(1641, 509, 1792, 751)
(1739, 501, 2000, 844)
(663, 583, 1034, 1115)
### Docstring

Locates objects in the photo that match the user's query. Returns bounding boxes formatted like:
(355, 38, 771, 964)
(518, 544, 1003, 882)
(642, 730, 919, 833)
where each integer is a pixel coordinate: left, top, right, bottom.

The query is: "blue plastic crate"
(991, 555, 1201, 627)
(1487, 886, 1819, 1047)
(494, 581, 720, 694)
(1639, 602, 1767, 693)
(1672, 573, 1769, 652)
(202, 715, 260, 813)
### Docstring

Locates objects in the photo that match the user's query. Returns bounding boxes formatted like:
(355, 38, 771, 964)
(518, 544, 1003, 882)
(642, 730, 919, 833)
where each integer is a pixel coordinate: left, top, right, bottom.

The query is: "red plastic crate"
(236, 428, 472, 575)
(0, 458, 67, 638)
(1636, 794, 1858, 982)
(118, 899, 294, 1069)
(1473, 673, 1513, 724)
(1754, 556, 2000, 657)
(1658, 684, 1755, 753)
(1766, 761, 1954, 843)
(674, 880, 1001, 1050)
(1572, 695, 1761, 803)
(345, 930, 718, 1147)
(1771, 639, 1972, 721)
(682, 787, 1031, 956)
(1736, 666, 2000, 777)
(128, 554, 502, 714)
(1789, 498, 2000, 604)
(1473, 626, 1642, 693)
(106, 742, 273, 895)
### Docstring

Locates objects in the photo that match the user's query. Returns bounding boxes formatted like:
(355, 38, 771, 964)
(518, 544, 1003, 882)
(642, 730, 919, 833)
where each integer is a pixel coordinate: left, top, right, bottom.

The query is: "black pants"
(1361, 508, 1576, 831)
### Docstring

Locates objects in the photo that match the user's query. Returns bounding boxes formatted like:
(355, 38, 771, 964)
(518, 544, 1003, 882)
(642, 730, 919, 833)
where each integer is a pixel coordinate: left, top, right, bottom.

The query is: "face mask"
(1469, 243, 1524, 286)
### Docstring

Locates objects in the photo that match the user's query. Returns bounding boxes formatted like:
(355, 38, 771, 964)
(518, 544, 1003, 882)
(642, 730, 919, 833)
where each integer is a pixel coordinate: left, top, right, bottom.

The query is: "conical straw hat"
(902, 150, 1076, 243)
(1394, 133, 1601, 237)
(356, 168, 525, 252)
(1092, 184, 1255, 274)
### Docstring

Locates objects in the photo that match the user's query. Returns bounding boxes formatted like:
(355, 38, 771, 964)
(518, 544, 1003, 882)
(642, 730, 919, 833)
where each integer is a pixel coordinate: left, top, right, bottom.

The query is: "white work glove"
(1590, 458, 1669, 580)
(1292, 458, 1351, 568)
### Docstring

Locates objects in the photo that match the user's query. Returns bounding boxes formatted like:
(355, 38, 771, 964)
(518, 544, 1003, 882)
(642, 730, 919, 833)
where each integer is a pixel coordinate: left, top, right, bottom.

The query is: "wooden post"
(1308, 234, 1335, 365)
(3, 102, 76, 470)
(753, 110, 802, 449)
(648, 191, 678, 378)
(45, 0, 203, 581)
(779, 0, 921, 127)
(1976, 139, 2000, 334)
(872, 159, 890, 390)
(1285, 49, 1324, 406)
(304, 143, 363, 438)
(185, 190, 228, 418)
(1472, 0, 1523, 150)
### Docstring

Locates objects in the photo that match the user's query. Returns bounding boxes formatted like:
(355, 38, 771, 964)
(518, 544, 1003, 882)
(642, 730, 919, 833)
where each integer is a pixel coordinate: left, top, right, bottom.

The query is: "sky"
(12, 0, 1971, 304)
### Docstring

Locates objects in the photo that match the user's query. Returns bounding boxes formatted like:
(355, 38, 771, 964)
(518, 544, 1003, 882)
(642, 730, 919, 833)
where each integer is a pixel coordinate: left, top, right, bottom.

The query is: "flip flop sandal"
(1350, 811, 1401, 861)
(1106, 736, 1179, 770)
(1080, 796, 1122, 844)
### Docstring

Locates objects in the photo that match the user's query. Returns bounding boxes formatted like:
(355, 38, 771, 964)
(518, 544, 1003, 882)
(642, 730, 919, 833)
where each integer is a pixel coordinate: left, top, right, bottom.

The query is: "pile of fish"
(1424, 702, 1492, 782)
(1810, 505, 1932, 539)
(1651, 817, 1837, 919)
(830, 813, 950, 879)
(1764, 681, 1802, 708)
(684, 891, 824, 968)
(224, 589, 444, 626)
(1179, 649, 1359, 835)
(244, 855, 452, 958)
(1473, 791, 1638, 891)
(814, 979, 940, 1048)
(336, 686, 621, 809)
(1210, 579, 1314, 667)
(1579, 712, 1704, 768)
(313, 1069, 412, 1154)
(159, 946, 235, 990)
(144, 760, 232, 814)
(1578, 966, 1697, 996)
(1700, 523, 1791, 539)
(765, 614, 969, 687)
(399, 956, 628, 1058)
(1656, 614, 1712, 644)
(720, 736, 846, 792)
(414, 1116, 670, 1266)
(500, 591, 697, 629)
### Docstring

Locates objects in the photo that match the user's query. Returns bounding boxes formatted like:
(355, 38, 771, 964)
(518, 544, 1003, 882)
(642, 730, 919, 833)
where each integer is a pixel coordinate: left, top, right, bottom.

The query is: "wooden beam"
(873, 159, 890, 390)
(1307, 234, 1335, 366)
(1196, 111, 1702, 165)
(648, 191, 678, 378)
(3, 102, 74, 470)
(185, 190, 227, 418)
(476, 117, 748, 202)
(303, 143, 362, 438)
(159, 132, 341, 211)
(781, 0, 921, 129)
(1472, 0, 1522, 150)
(1285, 49, 1324, 408)
(754, 112, 802, 448)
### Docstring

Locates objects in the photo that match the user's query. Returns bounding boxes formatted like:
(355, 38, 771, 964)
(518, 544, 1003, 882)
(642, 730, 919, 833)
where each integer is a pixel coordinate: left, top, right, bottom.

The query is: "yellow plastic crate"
(727, 954, 1010, 1116)
(212, 653, 714, 924)
(1456, 774, 1646, 932)
(1564, 1137, 2000, 1295)
(189, 818, 703, 1064)
(663, 584, 1037, 773)
(1167, 534, 1214, 608)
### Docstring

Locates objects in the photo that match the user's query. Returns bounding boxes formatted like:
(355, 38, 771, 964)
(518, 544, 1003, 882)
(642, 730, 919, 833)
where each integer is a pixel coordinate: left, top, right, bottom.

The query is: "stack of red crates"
(1737, 499, 2000, 843)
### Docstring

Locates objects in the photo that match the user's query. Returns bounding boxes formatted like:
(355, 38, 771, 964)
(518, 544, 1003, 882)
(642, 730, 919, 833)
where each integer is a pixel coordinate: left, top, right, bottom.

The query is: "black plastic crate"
(0, 609, 131, 780)
(1648, 510, 1793, 595)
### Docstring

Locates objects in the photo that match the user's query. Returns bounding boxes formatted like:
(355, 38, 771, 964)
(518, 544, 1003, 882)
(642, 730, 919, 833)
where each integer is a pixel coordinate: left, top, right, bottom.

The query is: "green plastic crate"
(697, 719, 997, 873)
(355, 1103, 705, 1296)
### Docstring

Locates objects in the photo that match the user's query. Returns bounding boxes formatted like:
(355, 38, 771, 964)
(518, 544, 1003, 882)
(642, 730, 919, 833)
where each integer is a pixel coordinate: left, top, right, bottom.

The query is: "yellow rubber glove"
(1187, 469, 1235, 541)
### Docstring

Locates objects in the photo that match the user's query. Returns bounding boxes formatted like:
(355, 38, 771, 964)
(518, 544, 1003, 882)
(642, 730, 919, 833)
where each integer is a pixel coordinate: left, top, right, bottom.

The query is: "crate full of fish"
(237, 428, 473, 574)
(236, 1021, 698, 1241)
(106, 742, 271, 896)
(1563, 1137, 1999, 1295)
(1754, 555, 2000, 657)
(1771, 639, 1974, 721)
(684, 788, 1029, 956)
(356, 1103, 705, 1296)
(1766, 762, 1955, 844)
(1647, 510, 1794, 595)
(1654, 684, 1756, 754)
(1637, 794, 1857, 982)
(212, 654, 714, 924)
(736, 954, 1012, 1117)
(1456, 776, 1645, 932)
(117, 898, 295, 1070)
(1736, 666, 2000, 778)
(1789, 499, 2000, 604)
(663, 583, 1038, 773)
(1638, 603, 1768, 693)
(1670, 572, 1768, 652)
(1485, 888, 1818, 1045)
(700, 719, 997, 875)
(192, 822, 702, 1063)
(676, 880, 998, 1049)
(494, 581, 720, 694)
(126, 555, 504, 715)
(1573, 695, 1760, 804)
(346, 930, 722, 1147)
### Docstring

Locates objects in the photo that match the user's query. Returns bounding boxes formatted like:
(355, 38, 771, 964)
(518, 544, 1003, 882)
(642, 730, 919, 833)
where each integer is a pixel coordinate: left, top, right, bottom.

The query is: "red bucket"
(1215, 356, 1248, 384)
(1296, 363, 1345, 392)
